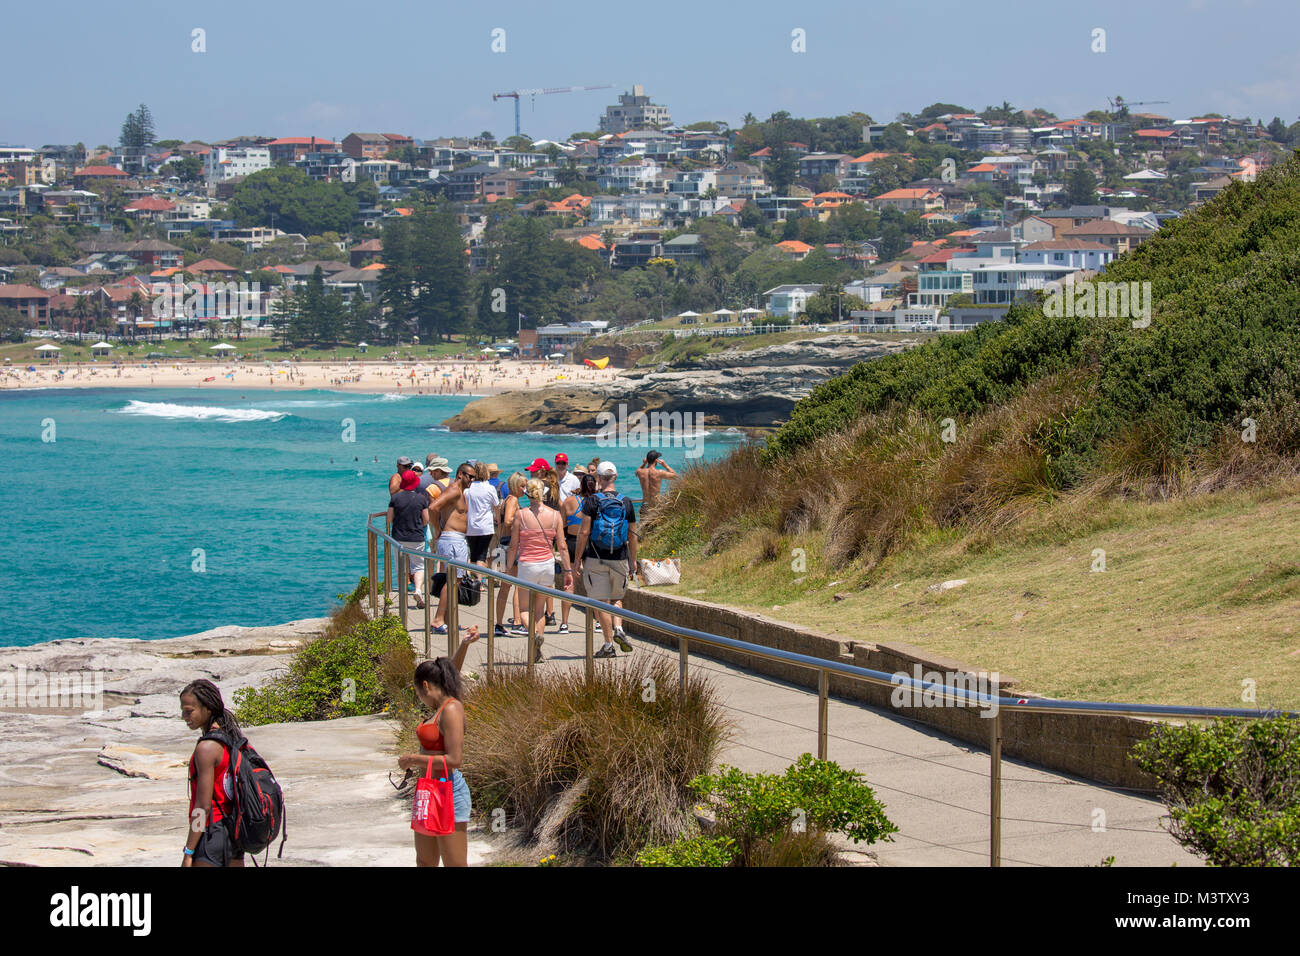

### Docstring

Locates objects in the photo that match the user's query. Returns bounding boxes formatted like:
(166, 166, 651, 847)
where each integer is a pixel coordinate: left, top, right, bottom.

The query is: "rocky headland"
(443, 335, 918, 433)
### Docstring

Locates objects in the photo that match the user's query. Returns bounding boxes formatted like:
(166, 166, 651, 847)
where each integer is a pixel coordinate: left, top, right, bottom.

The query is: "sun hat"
(399, 470, 420, 490)
(427, 456, 450, 473)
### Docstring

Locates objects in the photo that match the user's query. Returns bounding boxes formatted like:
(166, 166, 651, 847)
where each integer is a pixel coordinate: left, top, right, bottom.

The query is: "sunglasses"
(388, 768, 414, 790)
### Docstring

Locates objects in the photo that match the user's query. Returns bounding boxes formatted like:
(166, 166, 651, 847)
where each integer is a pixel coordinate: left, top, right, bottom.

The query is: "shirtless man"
(635, 451, 678, 507)
(428, 462, 474, 633)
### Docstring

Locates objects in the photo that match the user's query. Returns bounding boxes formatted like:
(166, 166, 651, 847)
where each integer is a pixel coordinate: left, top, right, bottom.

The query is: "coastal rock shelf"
(443, 335, 917, 434)
(0, 620, 495, 867)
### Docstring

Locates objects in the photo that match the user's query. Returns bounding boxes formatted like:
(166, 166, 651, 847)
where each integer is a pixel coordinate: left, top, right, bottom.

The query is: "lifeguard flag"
(584, 356, 610, 370)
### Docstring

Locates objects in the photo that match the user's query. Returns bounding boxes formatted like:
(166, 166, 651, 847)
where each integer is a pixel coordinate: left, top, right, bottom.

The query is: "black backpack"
(201, 729, 287, 864)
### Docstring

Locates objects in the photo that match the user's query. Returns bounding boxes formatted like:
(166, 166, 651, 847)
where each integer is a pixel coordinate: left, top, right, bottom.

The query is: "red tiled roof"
(0, 283, 50, 299)
(124, 197, 177, 212)
(185, 258, 238, 273)
(74, 165, 127, 177)
(775, 240, 813, 253)
(1135, 129, 1174, 138)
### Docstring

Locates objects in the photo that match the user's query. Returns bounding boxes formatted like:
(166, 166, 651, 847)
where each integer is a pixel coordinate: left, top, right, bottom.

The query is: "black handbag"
(457, 575, 482, 607)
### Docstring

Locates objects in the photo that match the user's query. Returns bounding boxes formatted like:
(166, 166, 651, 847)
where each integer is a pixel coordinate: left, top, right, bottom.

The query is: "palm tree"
(72, 294, 92, 336)
(126, 291, 145, 343)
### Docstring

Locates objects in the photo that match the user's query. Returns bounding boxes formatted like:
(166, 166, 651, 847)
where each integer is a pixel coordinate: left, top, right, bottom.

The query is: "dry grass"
(458, 654, 731, 863)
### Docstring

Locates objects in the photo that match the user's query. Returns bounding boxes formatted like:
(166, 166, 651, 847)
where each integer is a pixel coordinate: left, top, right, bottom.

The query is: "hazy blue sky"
(6, 0, 1297, 147)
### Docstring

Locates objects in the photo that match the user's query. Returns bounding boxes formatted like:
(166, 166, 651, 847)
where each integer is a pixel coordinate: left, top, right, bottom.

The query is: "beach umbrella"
(547, 352, 565, 360)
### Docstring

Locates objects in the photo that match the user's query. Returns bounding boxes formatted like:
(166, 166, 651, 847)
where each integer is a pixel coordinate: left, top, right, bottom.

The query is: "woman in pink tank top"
(506, 477, 572, 662)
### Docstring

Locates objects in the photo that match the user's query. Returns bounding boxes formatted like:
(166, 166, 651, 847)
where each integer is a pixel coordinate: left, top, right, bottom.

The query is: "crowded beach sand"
(0, 358, 621, 396)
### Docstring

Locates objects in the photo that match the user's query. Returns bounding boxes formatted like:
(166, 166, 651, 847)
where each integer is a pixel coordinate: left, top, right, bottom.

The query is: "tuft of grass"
(459, 654, 731, 863)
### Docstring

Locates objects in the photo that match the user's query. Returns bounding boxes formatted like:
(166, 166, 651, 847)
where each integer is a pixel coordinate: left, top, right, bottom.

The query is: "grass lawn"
(642, 479, 1300, 710)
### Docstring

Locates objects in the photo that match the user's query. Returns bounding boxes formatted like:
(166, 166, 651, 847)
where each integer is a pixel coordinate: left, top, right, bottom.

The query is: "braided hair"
(181, 679, 243, 742)
(414, 657, 463, 702)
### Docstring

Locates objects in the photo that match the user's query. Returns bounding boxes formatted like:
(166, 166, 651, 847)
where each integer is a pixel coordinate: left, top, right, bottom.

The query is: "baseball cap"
(396, 456, 413, 468)
(554, 453, 569, 464)
(596, 461, 617, 477)
(427, 456, 450, 473)
(526, 457, 550, 473)
(411, 461, 424, 472)
(399, 470, 419, 490)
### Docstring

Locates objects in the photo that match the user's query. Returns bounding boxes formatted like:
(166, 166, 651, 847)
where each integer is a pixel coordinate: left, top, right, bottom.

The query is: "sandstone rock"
(97, 744, 188, 780)
(443, 336, 918, 433)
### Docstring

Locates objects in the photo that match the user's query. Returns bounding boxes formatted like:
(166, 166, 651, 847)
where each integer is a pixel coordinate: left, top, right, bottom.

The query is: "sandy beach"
(0, 358, 621, 395)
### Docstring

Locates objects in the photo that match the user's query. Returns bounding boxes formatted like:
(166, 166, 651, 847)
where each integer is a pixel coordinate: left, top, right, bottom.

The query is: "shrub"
(234, 606, 414, 725)
(637, 754, 897, 866)
(1131, 716, 1300, 866)
(461, 654, 730, 862)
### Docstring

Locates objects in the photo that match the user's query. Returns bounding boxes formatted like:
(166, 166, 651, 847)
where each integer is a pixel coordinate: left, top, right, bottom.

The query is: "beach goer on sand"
(389, 469, 431, 607)
(396, 637, 476, 867)
(464, 462, 501, 569)
(428, 462, 475, 634)
(507, 477, 572, 662)
(554, 453, 580, 498)
(389, 456, 414, 496)
(576, 462, 637, 658)
(635, 451, 679, 507)
(493, 472, 527, 637)
(179, 679, 246, 868)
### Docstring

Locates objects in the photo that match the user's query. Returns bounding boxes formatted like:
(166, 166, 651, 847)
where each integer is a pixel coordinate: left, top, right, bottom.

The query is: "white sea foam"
(378, 393, 410, 402)
(116, 400, 287, 423)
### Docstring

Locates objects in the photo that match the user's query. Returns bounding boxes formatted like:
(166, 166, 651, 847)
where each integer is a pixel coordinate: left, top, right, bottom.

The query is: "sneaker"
(545, 613, 557, 627)
(613, 629, 632, 653)
(509, 624, 529, 636)
(558, 623, 569, 633)
(493, 625, 509, 637)
(593, 644, 617, 659)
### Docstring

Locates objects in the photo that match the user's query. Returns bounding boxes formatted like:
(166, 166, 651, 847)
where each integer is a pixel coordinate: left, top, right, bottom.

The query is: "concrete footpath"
(398, 585, 1200, 868)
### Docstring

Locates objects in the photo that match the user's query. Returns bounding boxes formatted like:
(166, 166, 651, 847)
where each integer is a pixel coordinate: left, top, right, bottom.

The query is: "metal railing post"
(526, 583, 536, 679)
(398, 549, 408, 632)
(422, 556, 431, 657)
(367, 530, 378, 617)
(485, 577, 495, 680)
(584, 602, 594, 683)
(679, 637, 688, 707)
(382, 516, 392, 596)
(447, 559, 459, 660)
(817, 670, 829, 760)
(990, 707, 1003, 868)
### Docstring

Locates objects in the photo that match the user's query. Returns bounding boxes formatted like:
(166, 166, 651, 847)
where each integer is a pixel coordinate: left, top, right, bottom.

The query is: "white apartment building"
(205, 146, 271, 184)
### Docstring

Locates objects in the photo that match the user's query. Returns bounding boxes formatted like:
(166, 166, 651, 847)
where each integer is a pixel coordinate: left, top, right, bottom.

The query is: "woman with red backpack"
(180, 679, 246, 868)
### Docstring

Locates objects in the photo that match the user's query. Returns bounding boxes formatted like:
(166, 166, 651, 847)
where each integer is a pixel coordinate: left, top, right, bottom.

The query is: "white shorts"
(397, 540, 425, 574)
(516, 559, 554, 588)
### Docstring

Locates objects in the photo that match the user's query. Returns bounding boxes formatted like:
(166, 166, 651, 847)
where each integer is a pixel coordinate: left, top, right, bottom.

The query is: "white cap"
(596, 461, 617, 477)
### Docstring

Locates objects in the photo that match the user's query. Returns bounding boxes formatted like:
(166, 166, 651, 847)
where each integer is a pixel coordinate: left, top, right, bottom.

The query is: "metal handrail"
(364, 509, 1294, 866)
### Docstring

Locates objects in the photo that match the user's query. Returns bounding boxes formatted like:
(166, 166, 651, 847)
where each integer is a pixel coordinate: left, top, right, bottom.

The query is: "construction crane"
(1107, 96, 1169, 116)
(493, 84, 613, 139)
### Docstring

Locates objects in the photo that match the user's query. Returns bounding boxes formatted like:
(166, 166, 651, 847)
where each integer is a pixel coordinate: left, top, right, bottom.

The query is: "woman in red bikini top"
(398, 628, 479, 867)
(179, 679, 245, 868)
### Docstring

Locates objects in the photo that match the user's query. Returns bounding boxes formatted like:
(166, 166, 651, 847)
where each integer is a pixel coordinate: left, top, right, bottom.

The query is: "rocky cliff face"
(443, 336, 917, 433)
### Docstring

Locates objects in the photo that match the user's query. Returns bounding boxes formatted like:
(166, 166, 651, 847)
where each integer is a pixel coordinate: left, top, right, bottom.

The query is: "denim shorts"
(451, 769, 471, 824)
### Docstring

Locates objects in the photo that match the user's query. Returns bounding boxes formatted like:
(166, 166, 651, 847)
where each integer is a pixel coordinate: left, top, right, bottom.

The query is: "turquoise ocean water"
(0, 388, 744, 647)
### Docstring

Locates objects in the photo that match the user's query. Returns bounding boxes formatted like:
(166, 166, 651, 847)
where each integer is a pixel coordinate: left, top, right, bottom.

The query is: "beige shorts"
(582, 559, 628, 603)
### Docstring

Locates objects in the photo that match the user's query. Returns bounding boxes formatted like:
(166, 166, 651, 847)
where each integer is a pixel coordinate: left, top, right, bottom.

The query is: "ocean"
(0, 388, 745, 647)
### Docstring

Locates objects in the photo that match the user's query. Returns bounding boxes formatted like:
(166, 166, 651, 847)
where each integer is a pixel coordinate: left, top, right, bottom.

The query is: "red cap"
(554, 453, 568, 463)
(400, 470, 419, 490)
(526, 457, 550, 473)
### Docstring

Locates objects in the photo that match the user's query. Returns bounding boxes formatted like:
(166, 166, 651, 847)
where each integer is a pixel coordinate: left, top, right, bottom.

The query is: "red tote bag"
(411, 756, 455, 836)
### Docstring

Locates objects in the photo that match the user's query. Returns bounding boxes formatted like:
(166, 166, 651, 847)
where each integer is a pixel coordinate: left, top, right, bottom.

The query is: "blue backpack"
(591, 492, 629, 552)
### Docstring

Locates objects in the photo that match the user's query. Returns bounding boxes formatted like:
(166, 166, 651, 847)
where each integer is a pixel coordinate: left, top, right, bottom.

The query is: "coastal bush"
(1131, 716, 1300, 867)
(460, 654, 730, 862)
(766, 155, 1300, 471)
(636, 754, 897, 867)
(234, 605, 413, 725)
(647, 156, 1300, 566)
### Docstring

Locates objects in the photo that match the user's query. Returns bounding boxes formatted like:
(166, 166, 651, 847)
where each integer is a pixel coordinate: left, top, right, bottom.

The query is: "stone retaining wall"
(622, 589, 1159, 790)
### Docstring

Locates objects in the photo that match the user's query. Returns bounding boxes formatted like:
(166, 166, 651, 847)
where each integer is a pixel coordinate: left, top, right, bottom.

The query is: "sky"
(5, 0, 1298, 148)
